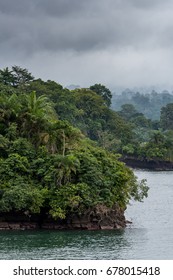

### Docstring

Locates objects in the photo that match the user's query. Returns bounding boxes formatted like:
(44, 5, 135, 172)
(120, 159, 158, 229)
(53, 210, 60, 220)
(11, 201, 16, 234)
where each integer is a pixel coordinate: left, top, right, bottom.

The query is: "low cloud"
(0, 0, 173, 88)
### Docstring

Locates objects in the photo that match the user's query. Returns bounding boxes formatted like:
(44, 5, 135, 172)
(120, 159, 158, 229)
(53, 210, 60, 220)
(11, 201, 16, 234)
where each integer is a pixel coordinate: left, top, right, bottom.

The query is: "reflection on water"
(0, 170, 173, 259)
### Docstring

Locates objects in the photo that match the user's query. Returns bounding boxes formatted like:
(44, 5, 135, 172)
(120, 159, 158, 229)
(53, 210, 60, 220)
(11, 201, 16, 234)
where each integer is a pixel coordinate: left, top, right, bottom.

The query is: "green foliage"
(0, 134, 10, 157)
(90, 84, 112, 107)
(122, 144, 135, 155)
(73, 145, 148, 208)
(160, 103, 173, 131)
(112, 90, 173, 120)
(12, 65, 34, 88)
(0, 184, 46, 213)
(136, 131, 172, 161)
(49, 183, 92, 219)
(118, 104, 139, 121)
(25, 91, 56, 120)
(48, 145, 148, 218)
(0, 67, 15, 86)
(0, 66, 149, 221)
(0, 66, 34, 89)
(26, 79, 134, 153)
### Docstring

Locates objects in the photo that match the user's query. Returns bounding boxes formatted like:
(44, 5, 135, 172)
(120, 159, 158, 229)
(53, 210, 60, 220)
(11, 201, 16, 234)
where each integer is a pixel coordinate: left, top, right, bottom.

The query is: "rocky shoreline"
(0, 204, 126, 231)
(121, 157, 173, 171)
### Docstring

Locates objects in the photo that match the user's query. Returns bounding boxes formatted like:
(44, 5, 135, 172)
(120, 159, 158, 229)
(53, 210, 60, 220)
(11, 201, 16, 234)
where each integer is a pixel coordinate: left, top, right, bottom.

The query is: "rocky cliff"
(0, 204, 126, 230)
(121, 157, 173, 171)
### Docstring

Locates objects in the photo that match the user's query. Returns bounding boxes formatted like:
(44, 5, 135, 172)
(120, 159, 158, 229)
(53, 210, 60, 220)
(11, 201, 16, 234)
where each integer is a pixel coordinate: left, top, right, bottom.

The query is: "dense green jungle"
(1, 65, 173, 222)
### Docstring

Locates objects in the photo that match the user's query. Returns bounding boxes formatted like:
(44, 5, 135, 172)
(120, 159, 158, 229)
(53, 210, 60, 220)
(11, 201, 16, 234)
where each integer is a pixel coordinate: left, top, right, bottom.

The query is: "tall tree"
(90, 84, 112, 107)
(118, 104, 139, 120)
(0, 67, 15, 86)
(25, 91, 56, 120)
(18, 91, 56, 143)
(12, 65, 34, 88)
(160, 103, 173, 130)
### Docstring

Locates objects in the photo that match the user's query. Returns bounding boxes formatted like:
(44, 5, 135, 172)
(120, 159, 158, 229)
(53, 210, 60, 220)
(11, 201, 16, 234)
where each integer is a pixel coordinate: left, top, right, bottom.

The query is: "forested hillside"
(0, 66, 148, 227)
(112, 89, 173, 120)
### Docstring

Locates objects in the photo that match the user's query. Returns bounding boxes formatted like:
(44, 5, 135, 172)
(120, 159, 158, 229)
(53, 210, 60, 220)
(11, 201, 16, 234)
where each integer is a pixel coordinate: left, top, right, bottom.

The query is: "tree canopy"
(160, 103, 173, 131)
(0, 66, 148, 220)
(90, 83, 112, 107)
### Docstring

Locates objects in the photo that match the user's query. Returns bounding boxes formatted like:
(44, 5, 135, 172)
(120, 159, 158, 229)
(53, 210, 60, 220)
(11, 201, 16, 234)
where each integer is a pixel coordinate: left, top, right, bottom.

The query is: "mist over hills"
(111, 86, 173, 120)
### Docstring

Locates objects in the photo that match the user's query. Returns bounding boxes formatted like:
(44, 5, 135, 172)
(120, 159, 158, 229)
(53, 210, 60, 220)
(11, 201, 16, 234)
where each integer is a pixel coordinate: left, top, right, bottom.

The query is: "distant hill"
(66, 84, 81, 90)
(111, 89, 173, 120)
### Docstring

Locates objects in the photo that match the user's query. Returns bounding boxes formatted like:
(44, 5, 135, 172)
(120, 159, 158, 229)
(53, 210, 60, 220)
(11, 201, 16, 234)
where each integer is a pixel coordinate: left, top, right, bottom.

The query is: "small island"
(4, 66, 173, 230)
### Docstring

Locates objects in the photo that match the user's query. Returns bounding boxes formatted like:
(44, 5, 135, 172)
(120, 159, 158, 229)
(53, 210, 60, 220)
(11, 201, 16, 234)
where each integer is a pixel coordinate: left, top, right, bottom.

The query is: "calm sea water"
(0, 170, 173, 260)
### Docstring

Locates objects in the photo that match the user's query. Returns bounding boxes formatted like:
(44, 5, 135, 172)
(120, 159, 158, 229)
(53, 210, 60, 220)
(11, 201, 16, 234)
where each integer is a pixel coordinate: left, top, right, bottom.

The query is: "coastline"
(121, 157, 173, 171)
(0, 204, 126, 231)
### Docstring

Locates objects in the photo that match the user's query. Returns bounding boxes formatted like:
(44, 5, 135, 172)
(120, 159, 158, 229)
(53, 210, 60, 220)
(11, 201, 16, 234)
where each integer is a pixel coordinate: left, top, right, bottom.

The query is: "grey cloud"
(1, 0, 164, 55)
(1, 0, 173, 89)
(126, 0, 164, 9)
(0, 0, 35, 16)
(0, 0, 93, 17)
(35, 0, 88, 17)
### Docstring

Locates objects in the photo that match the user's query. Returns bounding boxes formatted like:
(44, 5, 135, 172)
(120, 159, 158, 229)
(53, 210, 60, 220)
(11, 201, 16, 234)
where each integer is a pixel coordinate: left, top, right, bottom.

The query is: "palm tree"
(150, 131, 165, 145)
(26, 91, 56, 120)
(55, 154, 80, 186)
(0, 67, 15, 86)
(12, 65, 34, 88)
(19, 91, 57, 143)
(0, 93, 22, 126)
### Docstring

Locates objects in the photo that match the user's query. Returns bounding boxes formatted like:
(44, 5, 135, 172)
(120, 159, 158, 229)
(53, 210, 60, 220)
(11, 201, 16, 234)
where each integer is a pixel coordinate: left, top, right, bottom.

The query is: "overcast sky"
(1, 0, 173, 89)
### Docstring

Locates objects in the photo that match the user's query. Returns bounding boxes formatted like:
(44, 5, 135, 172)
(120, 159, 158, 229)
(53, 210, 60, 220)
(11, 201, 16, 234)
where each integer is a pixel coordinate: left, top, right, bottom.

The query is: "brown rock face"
(0, 222, 9, 230)
(0, 204, 126, 230)
(65, 204, 126, 230)
(9, 223, 21, 230)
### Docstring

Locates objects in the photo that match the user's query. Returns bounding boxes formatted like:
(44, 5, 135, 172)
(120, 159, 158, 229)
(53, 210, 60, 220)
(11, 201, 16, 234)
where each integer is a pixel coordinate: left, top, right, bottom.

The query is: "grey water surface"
(0, 170, 173, 259)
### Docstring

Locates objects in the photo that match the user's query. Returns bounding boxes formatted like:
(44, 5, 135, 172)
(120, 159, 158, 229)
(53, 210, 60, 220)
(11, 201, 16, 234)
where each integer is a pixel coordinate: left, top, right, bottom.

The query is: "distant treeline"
(112, 89, 173, 120)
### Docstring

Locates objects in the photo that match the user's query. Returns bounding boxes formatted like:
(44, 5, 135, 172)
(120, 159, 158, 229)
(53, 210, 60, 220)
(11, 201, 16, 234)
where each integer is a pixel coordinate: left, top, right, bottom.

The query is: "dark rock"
(9, 223, 21, 230)
(100, 225, 114, 230)
(66, 204, 126, 230)
(21, 223, 38, 230)
(0, 203, 126, 230)
(41, 223, 55, 229)
(121, 156, 173, 171)
(0, 222, 9, 229)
